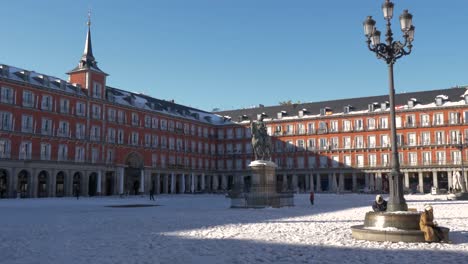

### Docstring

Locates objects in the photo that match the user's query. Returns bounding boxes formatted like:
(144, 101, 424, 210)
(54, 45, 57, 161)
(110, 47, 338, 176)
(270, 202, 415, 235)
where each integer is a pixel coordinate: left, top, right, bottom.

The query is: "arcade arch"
(124, 152, 143, 195)
(37, 170, 49, 198)
(17, 170, 30, 198)
(0, 169, 8, 198)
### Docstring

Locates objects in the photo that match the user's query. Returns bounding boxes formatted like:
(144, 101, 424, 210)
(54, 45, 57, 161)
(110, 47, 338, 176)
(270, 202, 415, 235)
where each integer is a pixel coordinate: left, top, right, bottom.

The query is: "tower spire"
(81, 10, 95, 67)
(67, 11, 107, 78)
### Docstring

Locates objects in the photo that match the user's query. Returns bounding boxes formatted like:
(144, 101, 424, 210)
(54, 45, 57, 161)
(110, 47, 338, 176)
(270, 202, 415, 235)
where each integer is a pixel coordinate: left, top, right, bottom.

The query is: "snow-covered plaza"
(0, 194, 467, 264)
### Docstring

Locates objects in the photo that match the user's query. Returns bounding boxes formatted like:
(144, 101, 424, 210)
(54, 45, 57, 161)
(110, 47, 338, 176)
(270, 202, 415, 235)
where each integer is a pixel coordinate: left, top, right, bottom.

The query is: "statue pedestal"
(230, 160, 294, 208)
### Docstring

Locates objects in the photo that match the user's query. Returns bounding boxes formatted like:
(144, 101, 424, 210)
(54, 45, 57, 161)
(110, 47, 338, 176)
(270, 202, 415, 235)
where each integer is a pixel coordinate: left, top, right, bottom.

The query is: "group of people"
(371, 195, 446, 243)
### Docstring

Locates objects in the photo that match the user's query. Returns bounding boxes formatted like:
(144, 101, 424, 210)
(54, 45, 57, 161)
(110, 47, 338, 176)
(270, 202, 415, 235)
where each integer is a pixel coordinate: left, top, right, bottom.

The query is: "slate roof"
(106, 86, 228, 124)
(215, 87, 468, 122)
(0, 64, 86, 96)
(0, 63, 230, 125)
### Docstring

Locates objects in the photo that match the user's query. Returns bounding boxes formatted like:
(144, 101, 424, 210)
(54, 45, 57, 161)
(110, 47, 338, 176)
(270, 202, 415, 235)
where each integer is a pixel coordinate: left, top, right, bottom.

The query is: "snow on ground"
(0, 194, 467, 264)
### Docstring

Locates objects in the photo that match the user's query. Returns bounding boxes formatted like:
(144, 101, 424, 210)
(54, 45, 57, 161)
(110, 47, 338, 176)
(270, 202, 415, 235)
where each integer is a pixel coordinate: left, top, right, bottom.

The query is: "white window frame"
(41, 118, 52, 136)
(0, 139, 11, 158)
(421, 114, 430, 127)
(0, 87, 14, 104)
(367, 118, 376, 130)
(22, 90, 34, 107)
(21, 115, 33, 133)
(0, 112, 13, 131)
(58, 144, 68, 161)
(76, 101, 86, 117)
(434, 113, 444, 126)
(93, 82, 102, 98)
(60, 98, 70, 114)
(40, 143, 51, 160)
(19, 141, 32, 160)
(75, 146, 85, 162)
(41, 95, 53, 111)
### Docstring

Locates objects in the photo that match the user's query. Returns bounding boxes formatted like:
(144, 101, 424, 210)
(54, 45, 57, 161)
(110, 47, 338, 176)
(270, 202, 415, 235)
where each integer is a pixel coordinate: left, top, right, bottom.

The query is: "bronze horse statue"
(251, 119, 272, 161)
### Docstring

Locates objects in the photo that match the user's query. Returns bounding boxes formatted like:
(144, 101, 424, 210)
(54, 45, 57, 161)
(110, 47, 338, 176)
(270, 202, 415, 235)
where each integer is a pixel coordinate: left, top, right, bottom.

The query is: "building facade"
(0, 23, 238, 198)
(1, 23, 468, 198)
(217, 88, 468, 195)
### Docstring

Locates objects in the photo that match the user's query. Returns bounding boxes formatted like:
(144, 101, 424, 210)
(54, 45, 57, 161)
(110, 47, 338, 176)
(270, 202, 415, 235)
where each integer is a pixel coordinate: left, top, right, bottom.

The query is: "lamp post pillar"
(387, 63, 407, 211)
(460, 135, 467, 192)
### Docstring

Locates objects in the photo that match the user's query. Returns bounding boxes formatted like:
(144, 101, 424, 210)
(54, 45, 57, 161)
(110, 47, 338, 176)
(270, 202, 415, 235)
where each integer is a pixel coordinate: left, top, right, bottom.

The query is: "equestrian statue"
(250, 117, 272, 161)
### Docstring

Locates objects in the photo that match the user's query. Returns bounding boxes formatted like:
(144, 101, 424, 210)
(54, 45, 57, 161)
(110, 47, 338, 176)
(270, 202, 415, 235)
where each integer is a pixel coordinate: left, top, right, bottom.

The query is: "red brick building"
(217, 88, 468, 195)
(1, 22, 468, 198)
(0, 22, 236, 198)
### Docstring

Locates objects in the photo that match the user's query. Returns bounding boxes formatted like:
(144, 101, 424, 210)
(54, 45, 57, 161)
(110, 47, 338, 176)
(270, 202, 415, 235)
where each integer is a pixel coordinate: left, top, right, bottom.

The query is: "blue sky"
(1, 0, 467, 111)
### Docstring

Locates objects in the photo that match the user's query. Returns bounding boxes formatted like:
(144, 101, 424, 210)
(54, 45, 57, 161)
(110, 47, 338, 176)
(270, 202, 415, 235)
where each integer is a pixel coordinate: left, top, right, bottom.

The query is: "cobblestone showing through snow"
(0, 194, 467, 264)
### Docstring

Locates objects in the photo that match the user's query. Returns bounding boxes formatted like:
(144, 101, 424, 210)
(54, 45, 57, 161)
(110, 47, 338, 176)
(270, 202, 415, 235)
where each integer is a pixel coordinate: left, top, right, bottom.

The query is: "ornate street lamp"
(363, 0, 414, 211)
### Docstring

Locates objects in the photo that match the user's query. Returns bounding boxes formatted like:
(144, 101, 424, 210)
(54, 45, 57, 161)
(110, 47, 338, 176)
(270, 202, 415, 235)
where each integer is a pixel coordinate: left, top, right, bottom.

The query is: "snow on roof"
(1, 63, 85, 96)
(1, 63, 230, 125)
(436, 94, 449, 100)
(234, 97, 468, 125)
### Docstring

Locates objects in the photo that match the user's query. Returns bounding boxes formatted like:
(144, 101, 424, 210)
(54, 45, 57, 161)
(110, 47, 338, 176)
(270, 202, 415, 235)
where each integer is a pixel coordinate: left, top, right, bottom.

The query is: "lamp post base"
(447, 192, 468, 200)
(387, 202, 408, 212)
(386, 170, 408, 212)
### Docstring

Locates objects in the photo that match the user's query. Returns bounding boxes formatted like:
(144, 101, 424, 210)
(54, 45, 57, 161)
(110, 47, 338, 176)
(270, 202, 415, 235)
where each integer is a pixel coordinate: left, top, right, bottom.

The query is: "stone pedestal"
(230, 160, 293, 208)
(351, 211, 450, 242)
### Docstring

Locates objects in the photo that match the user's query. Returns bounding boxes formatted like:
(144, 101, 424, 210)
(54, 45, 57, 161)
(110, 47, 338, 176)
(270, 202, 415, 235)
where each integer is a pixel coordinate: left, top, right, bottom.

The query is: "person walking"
(74, 185, 80, 200)
(309, 191, 315, 205)
(149, 187, 155, 201)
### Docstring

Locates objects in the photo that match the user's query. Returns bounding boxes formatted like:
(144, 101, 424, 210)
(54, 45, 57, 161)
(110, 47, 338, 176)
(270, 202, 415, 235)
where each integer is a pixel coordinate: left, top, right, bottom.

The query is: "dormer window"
(38, 75, 50, 87)
(192, 113, 200, 120)
(257, 114, 263, 120)
(20, 70, 30, 82)
(107, 91, 115, 102)
(320, 108, 326, 116)
(55, 80, 66, 90)
(435, 95, 448, 106)
(298, 108, 307, 117)
(344, 105, 352, 114)
(381, 102, 388, 110)
(408, 100, 414, 108)
(277, 112, 283, 119)
(465, 94, 468, 104)
(0, 65, 9, 77)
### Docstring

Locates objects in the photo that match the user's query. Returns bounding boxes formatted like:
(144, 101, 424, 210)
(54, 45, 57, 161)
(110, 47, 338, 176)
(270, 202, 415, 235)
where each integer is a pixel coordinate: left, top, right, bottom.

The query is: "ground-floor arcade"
(1, 162, 467, 198)
(274, 167, 467, 194)
(0, 164, 237, 198)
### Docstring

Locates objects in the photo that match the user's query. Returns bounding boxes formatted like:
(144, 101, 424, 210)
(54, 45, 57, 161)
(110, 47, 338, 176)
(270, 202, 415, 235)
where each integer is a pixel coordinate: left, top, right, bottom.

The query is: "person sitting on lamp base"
(372, 194, 387, 212)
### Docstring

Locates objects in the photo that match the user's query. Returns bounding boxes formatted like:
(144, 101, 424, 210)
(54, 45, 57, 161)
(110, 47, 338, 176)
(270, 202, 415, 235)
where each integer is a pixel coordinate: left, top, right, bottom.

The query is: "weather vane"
(87, 9, 91, 27)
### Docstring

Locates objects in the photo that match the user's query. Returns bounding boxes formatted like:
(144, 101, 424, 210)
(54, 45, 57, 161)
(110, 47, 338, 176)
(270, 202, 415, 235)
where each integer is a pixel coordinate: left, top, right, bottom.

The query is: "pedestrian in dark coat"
(150, 187, 155, 201)
(309, 191, 315, 205)
(372, 195, 387, 212)
(134, 182, 139, 195)
(74, 185, 80, 200)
